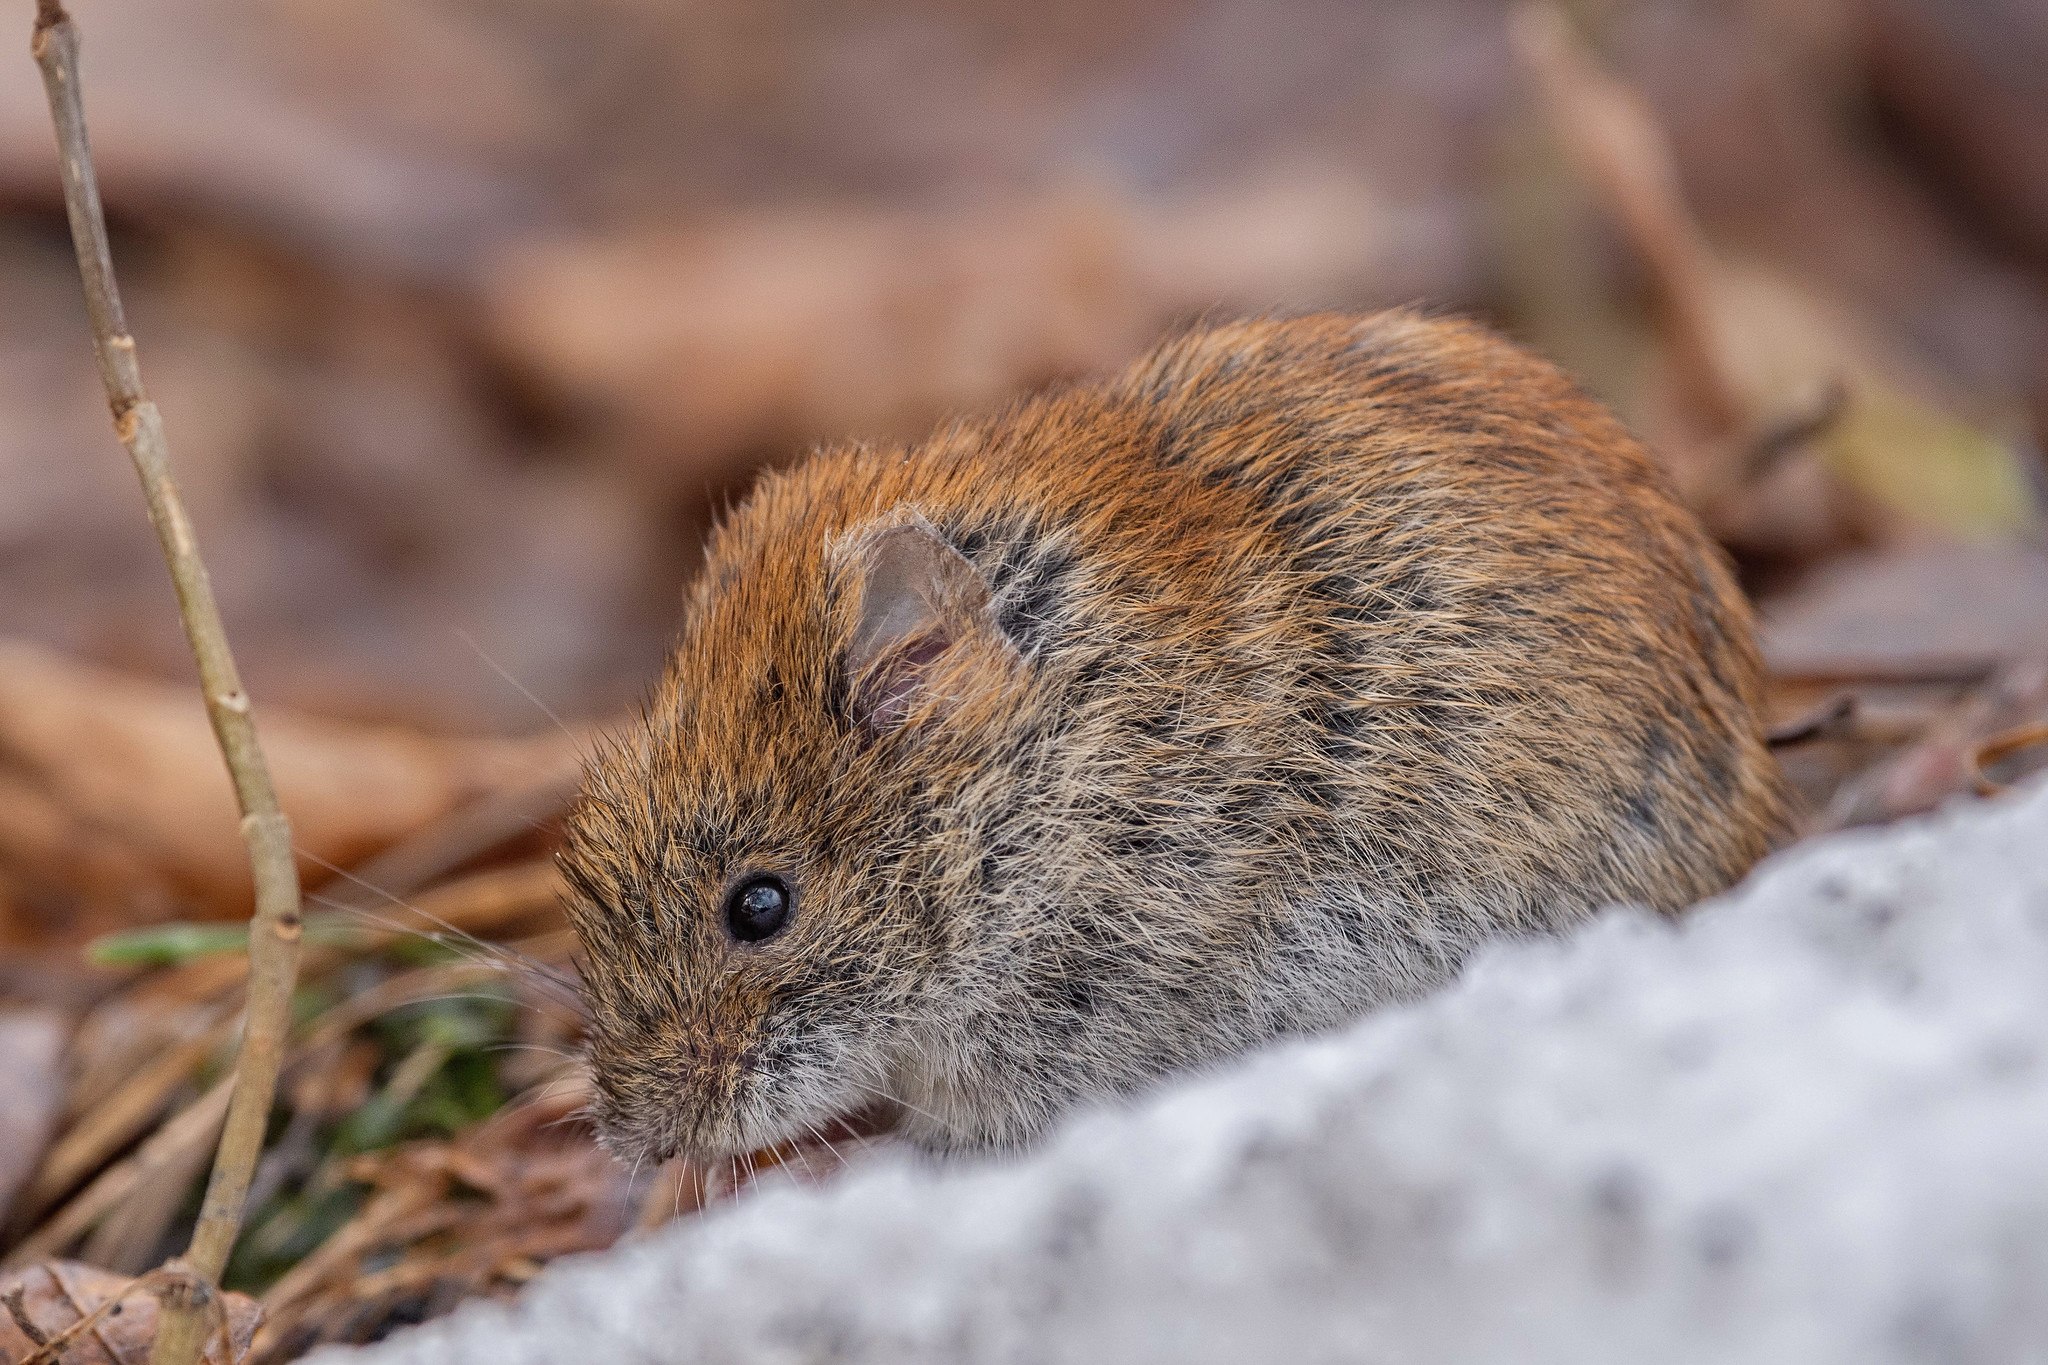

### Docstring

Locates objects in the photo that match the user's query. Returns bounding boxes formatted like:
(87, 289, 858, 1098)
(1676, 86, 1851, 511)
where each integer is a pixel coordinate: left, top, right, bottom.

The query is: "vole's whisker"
(312, 904, 587, 1017)
(625, 1151, 646, 1209)
(496, 1073, 587, 1119)
(487, 1041, 583, 1061)
(540, 1104, 596, 1134)
(802, 1119, 848, 1171)
(298, 854, 584, 1000)
(454, 627, 589, 757)
(842, 1080, 942, 1130)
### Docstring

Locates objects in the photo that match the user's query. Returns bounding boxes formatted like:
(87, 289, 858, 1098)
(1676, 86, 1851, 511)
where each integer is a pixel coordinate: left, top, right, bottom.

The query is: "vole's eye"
(723, 873, 793, 943)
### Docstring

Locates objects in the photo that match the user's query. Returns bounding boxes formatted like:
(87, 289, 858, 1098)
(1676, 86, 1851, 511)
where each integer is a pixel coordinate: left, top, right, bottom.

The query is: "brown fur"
(561, 310, 1788, 1165)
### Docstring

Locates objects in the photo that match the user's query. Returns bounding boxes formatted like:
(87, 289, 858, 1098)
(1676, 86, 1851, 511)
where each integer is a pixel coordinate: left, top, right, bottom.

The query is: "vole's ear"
(844, 516, 1003, 733)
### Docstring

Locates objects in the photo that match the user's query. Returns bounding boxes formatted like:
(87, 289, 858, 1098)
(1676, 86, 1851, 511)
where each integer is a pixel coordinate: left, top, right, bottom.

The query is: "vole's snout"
(585, 1015, 767, 1166)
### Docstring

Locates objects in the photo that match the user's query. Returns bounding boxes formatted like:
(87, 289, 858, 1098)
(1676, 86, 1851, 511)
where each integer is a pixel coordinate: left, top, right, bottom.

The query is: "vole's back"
(573, 310, 1787, 1158)
(1085, 312, 1787, 919)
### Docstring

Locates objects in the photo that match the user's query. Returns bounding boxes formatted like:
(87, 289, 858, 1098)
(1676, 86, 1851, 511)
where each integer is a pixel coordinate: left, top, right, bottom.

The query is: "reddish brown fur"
(562, 310, 1788, 1165)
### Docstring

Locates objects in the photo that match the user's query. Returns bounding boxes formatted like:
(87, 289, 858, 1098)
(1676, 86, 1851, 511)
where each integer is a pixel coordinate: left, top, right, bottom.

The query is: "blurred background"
(2, 0, 2047, 1355)
(0, 0, 2041, 727)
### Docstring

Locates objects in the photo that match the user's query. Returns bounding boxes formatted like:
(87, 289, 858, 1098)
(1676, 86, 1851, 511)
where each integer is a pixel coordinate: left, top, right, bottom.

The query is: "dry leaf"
(1515, 2, 2042, 552)
(251, 1079, 631, 1361)
(0, 1012, 67, 1228)
(1761, 544, 2048, 681)
(484, 190, 1151, 484)
(1676, 260, 2042, 544)
(1818, 656, 2048, 831)
(0, 1260, 258, 1365)
(481, 173, 1457, 482)
(0, 641, 585, 941)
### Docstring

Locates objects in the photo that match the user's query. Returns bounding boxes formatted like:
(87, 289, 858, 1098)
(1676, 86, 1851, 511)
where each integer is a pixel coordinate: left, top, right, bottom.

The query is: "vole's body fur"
(563, 311, 1787, 1166)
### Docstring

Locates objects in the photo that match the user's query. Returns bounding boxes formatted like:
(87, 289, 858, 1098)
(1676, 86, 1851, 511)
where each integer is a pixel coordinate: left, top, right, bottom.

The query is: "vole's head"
(561, 484, 1029, 1167)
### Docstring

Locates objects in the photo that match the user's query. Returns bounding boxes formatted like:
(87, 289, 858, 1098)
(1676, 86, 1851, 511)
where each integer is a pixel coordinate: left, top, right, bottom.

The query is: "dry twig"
(17, 1262, 234, 1365)
(29, 5, 305, 1361)
(6, 963, 503, 1275)
(14, 1006, 239, 1229)
(1766, 693, 1858, 749)
(1511, 1, 1744, 438)
(1971, 721, 2048, 796)
(1818, 656, 2048, 831)
(3, 1284, 49, 1347)
(4, 1077, 232, 1273)
(1511, 1, 1853, 526)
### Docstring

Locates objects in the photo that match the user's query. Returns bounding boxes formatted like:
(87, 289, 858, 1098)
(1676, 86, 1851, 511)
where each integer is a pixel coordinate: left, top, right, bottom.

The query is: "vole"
(561, 310, 1788, 1168)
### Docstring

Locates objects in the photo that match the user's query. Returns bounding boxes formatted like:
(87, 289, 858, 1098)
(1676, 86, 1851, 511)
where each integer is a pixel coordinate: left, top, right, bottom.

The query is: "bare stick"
(1510, 3, 1746, 436)
(29, 5, 304, 1363)
(1765, 692, 1857, 749)
(4, 1285, 50, 1347)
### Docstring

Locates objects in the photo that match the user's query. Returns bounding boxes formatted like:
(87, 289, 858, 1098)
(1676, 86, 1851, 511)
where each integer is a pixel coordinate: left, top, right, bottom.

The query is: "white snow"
(321, 780, 2048, 1365)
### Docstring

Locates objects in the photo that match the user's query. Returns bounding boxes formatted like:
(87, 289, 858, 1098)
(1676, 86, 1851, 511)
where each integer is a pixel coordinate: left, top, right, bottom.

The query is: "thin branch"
(28, 6, 305, 1365)
(17, 1263, 234, 1365)
(1766, 692, 1857, 749)
(1970, 720, 2048, 797)
(3, 1285, 50, 1347)
(1819, 655, 2048, 831)
(1512, 2, 1746, 439)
